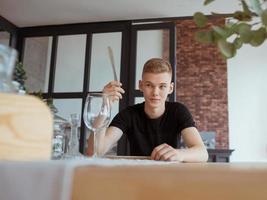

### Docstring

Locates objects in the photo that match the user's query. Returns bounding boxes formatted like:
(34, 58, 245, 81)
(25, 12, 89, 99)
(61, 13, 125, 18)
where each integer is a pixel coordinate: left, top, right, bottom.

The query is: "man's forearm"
(86, 128, 108, 156)
(177, 146, 208, 162)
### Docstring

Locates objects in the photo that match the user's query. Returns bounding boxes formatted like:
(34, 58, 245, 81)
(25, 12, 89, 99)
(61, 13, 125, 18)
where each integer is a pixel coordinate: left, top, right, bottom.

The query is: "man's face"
(139, 72, 173, 109)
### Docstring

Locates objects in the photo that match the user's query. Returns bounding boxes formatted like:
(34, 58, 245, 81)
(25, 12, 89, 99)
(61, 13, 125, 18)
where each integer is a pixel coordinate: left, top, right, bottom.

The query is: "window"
(18, 20, 175, 155)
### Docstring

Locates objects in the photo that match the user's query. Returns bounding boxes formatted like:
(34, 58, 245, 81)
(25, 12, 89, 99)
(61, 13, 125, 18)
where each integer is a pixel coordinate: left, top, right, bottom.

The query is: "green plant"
(193, 0, 267, 58)
(32, 90, 58, 114)
(13, 61, 58, 113)
(13, 61, 27, 90)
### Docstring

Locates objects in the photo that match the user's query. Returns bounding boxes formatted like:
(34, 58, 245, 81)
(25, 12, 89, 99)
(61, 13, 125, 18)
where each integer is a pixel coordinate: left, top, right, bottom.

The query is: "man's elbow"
(200, 146, 209, 162)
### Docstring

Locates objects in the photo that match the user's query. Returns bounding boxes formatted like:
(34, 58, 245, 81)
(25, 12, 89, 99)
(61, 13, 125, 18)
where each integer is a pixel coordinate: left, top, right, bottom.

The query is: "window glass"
(135, 29, 169, 89)
(54, 35, 86, 92)
(89, 32, 122, 91)
(53, 98, 82, 121)
(23, 36, 52, 92)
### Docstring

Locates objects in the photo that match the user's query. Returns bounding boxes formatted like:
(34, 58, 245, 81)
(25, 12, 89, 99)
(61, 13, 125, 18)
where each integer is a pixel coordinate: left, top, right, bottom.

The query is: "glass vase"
(0, 44, 17, 93)
(63, 113, 85, 159)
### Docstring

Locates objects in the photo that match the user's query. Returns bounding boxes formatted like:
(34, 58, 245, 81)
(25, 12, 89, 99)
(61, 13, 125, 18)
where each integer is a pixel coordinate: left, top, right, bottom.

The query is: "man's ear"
(168, 82, 174, 94)
(139, 80, 143, 92)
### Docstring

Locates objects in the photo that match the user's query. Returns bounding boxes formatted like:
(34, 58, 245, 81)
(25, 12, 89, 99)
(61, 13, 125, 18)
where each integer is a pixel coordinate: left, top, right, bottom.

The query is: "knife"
(107, 46, 118, 81)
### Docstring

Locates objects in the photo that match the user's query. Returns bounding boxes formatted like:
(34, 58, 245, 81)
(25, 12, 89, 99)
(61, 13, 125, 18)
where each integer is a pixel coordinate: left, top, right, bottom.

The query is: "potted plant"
(13, 61, 58, 113)
(193, 0, 267, 58)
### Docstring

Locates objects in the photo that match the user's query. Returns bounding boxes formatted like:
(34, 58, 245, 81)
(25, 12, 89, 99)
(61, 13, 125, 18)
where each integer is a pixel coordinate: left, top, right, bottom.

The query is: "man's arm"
(86, 126, 123, 156)
(86, 80, 124, 156)
(178, 127, 208, 162)
(151, 127, 208, 162)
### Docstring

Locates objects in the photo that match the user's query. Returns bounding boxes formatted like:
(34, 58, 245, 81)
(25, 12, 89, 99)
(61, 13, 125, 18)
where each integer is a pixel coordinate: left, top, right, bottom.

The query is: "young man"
(87, 58, 208, 162)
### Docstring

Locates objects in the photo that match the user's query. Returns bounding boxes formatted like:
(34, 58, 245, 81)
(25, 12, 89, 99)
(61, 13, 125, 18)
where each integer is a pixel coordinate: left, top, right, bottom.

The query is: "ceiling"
(0, 0, 240, 27)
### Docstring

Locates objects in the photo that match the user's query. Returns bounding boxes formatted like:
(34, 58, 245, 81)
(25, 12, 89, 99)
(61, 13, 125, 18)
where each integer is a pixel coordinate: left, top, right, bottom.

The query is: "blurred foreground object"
(0, 93, 53, 160)
(194, 0, 267, 58)
(0, 44, 17, 92)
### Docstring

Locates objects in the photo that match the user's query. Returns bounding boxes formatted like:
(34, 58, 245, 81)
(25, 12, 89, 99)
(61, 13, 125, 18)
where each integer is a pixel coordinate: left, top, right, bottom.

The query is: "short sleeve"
(177, 103, 196, 131)
(109, 108, 130, 133)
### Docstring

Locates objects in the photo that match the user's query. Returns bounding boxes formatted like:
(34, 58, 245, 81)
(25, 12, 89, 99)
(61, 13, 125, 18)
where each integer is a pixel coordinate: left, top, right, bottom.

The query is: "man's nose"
(152, 86, 159, 96)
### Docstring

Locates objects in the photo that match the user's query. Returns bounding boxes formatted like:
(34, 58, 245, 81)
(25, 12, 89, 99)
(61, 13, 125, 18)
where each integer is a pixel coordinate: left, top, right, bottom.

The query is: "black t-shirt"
(110, 101, 196, 156)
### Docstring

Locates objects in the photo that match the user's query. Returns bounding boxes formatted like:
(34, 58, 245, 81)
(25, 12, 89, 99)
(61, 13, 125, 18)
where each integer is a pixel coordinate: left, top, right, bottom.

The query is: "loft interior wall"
(175, 18, 228, 150)
(1, 14, 267, 161)
(228, 43, 267, 162)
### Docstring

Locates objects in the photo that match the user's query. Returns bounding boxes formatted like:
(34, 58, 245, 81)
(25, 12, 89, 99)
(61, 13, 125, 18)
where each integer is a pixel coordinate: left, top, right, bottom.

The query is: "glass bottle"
(0, 44, 17, 93)
(63, 113, 84, 159)
(51, 122, 65, 159)
(52, 113, 72, 160)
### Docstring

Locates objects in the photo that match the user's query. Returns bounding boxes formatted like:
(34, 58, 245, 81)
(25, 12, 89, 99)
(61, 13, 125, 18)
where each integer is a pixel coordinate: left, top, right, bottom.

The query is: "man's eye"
(160, 85, 167, 89)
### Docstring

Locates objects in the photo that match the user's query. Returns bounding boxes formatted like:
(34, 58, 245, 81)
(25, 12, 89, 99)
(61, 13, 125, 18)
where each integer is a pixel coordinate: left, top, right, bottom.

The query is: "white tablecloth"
(0, 158, 176, 200)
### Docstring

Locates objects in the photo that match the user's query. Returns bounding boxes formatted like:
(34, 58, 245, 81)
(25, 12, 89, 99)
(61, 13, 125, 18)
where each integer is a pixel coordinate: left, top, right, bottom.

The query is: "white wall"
(228, 43, 267, 162)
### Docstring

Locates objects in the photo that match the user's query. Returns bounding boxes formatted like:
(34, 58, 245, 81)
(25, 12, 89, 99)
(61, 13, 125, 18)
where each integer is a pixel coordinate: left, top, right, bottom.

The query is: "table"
(0, 158, 177, 200)
(72, 162, 267, 200)
(1, 159, 267, 200)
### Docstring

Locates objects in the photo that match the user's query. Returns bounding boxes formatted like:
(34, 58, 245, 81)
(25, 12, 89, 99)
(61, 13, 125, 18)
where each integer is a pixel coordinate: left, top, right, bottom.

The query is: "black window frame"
(117, 22, 176, 155)
(0, 15, 18, 48)
(129, 22, 176, 105)
(15, 20, 176, 155)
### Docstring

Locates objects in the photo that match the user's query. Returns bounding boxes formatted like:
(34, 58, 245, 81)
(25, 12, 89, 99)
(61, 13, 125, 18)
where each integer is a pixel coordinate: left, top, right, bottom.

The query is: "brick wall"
(175, 18, 228, 149)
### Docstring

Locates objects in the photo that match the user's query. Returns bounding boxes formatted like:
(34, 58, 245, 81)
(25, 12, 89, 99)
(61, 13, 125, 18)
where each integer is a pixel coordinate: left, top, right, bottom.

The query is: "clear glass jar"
(0, 44, 17, 93)
(63, 113, 84, 159)
(52, 122, 65, 159)
(51, 114, 69, 159)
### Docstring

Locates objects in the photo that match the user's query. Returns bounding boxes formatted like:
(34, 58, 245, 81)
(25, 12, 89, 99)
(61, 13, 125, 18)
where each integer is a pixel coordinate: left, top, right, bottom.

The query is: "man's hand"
(103, 81, 125, 104)
(151, 143, 182, 162)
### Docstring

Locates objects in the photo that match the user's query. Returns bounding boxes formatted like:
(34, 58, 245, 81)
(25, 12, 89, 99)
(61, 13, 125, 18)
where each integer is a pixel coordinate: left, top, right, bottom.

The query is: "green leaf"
(233, 11, 252, 21)
(212, 26, 228, 38)
(249, 27, 266, 46)
(261, 9, 267, 26)
(217, 39, 236, 58)
(31, 90, 44, 100)
(212, 25, 235, 39)
(210, 12, 235, 18)
(13, 62, 27, 90)
(249, 0, 262, 15)
(233, 37, 243, 49)
(225, 22, 239, 34)
(195, 31, 214, 44)
(236, 23, 252, 43)
(211, 30, 223, 42)
(241, 0, 251, 15)
(204, 0, 216, 5)
(193, 12, 208, 28)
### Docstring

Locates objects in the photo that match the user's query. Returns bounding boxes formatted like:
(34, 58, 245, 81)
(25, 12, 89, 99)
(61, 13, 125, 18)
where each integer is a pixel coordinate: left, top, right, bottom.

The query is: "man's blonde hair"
(142, 58, 172, 76)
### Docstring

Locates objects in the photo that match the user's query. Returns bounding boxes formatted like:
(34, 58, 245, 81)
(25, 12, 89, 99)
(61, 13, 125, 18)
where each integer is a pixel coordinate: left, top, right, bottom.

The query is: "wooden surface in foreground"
(72, 162, 267, 200)
(105, 155, 151, 160)
(0, 93, 53, 161)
